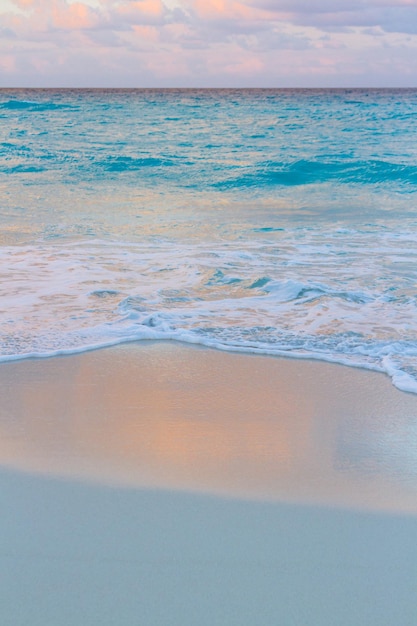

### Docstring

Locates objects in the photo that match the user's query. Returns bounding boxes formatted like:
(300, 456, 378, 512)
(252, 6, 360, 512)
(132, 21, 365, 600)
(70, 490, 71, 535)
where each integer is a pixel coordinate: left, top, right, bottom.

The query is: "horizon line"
(1, 85, 417, 90)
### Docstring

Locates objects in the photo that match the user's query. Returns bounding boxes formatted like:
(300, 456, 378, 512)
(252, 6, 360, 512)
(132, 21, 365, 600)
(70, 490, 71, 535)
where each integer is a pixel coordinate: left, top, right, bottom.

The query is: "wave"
(97, 155, 175, 172)
(0, 100, 38, 110)
(0, 99, 73, 111)
(1, 228, 417, 394)
(2, 322, 417, 395)
(261, 279, 373, 304)
(1, 164, 45, 174)
(215, 159, 417, 189)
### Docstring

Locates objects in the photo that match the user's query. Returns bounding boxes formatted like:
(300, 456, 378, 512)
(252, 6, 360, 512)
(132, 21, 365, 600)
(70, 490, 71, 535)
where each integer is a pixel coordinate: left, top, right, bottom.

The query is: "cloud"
(249, 0, 417, 33)
(5, 0, 417, 40)
(52, 2, 100, 29)
(1, 0, 417, 85)
(6, 0, 170, 33)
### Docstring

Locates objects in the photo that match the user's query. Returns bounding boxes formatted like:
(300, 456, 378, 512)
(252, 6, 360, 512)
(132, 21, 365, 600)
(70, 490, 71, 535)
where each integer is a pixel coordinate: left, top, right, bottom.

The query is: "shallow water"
(1, 88, 417, 391)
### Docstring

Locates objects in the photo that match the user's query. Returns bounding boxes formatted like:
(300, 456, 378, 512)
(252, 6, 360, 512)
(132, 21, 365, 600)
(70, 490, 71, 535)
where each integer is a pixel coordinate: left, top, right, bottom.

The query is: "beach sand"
(1, 342, 417, 625)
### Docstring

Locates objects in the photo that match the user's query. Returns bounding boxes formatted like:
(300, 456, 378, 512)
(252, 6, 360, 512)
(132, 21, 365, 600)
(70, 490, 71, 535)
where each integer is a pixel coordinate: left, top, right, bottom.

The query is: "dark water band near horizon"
(1, 88, 417, 392)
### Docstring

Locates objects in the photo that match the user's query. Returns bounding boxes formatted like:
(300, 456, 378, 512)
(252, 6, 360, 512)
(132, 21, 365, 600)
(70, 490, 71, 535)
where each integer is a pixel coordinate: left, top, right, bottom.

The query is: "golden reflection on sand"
(1, 342, 417, 512)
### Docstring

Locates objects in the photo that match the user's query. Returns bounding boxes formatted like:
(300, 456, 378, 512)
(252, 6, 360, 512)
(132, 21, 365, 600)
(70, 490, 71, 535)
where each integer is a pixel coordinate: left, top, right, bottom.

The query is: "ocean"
(1, 88, 417, 392)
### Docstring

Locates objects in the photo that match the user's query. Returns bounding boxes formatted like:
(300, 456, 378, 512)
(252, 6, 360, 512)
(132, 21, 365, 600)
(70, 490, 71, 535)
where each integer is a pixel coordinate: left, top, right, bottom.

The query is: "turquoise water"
(1, 88, 417, 392)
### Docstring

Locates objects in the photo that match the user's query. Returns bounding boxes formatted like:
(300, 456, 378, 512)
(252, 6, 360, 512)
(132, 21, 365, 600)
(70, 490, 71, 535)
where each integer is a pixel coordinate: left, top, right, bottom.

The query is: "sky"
(1, 0, 417, 87)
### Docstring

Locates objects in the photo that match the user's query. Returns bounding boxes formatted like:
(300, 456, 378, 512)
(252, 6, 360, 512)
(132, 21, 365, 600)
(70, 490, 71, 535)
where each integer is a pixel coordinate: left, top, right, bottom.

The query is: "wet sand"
(1, 342, 417, 625)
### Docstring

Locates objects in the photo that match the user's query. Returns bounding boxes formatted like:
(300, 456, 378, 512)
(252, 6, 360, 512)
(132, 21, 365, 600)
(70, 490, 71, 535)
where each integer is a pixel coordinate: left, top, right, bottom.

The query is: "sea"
(1, 88, 417, 393)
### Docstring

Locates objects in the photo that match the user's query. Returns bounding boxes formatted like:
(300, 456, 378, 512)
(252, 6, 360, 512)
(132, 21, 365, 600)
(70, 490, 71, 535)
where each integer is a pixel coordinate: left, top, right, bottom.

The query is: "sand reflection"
(1, 342, 417, 513)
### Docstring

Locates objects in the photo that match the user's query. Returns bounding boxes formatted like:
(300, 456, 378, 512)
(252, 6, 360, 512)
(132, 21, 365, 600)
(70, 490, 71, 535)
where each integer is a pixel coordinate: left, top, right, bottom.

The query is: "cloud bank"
(1, 0, 417, 85)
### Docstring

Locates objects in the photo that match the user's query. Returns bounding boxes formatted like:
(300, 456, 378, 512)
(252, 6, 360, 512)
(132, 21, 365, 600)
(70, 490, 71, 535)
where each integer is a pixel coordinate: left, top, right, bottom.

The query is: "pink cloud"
(0, 54, 17, 72)
(115, 0, 166, 24)
(132, 24, 159, 41)
(6, 0, 101, 33)
(186, 0, 279, 22)
(1, 0, 417, 86)
(51, 2, 99, 30)
(12, 0, 36, 8)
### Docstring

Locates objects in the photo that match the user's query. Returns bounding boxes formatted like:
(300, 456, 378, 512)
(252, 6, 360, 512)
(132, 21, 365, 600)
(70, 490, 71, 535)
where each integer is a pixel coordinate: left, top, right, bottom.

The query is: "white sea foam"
(2, 227, 417, 394)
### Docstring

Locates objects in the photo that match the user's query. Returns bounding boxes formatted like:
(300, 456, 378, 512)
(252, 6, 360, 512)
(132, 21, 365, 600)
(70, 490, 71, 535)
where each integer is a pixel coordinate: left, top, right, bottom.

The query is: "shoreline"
(1, 336, 415, 396)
